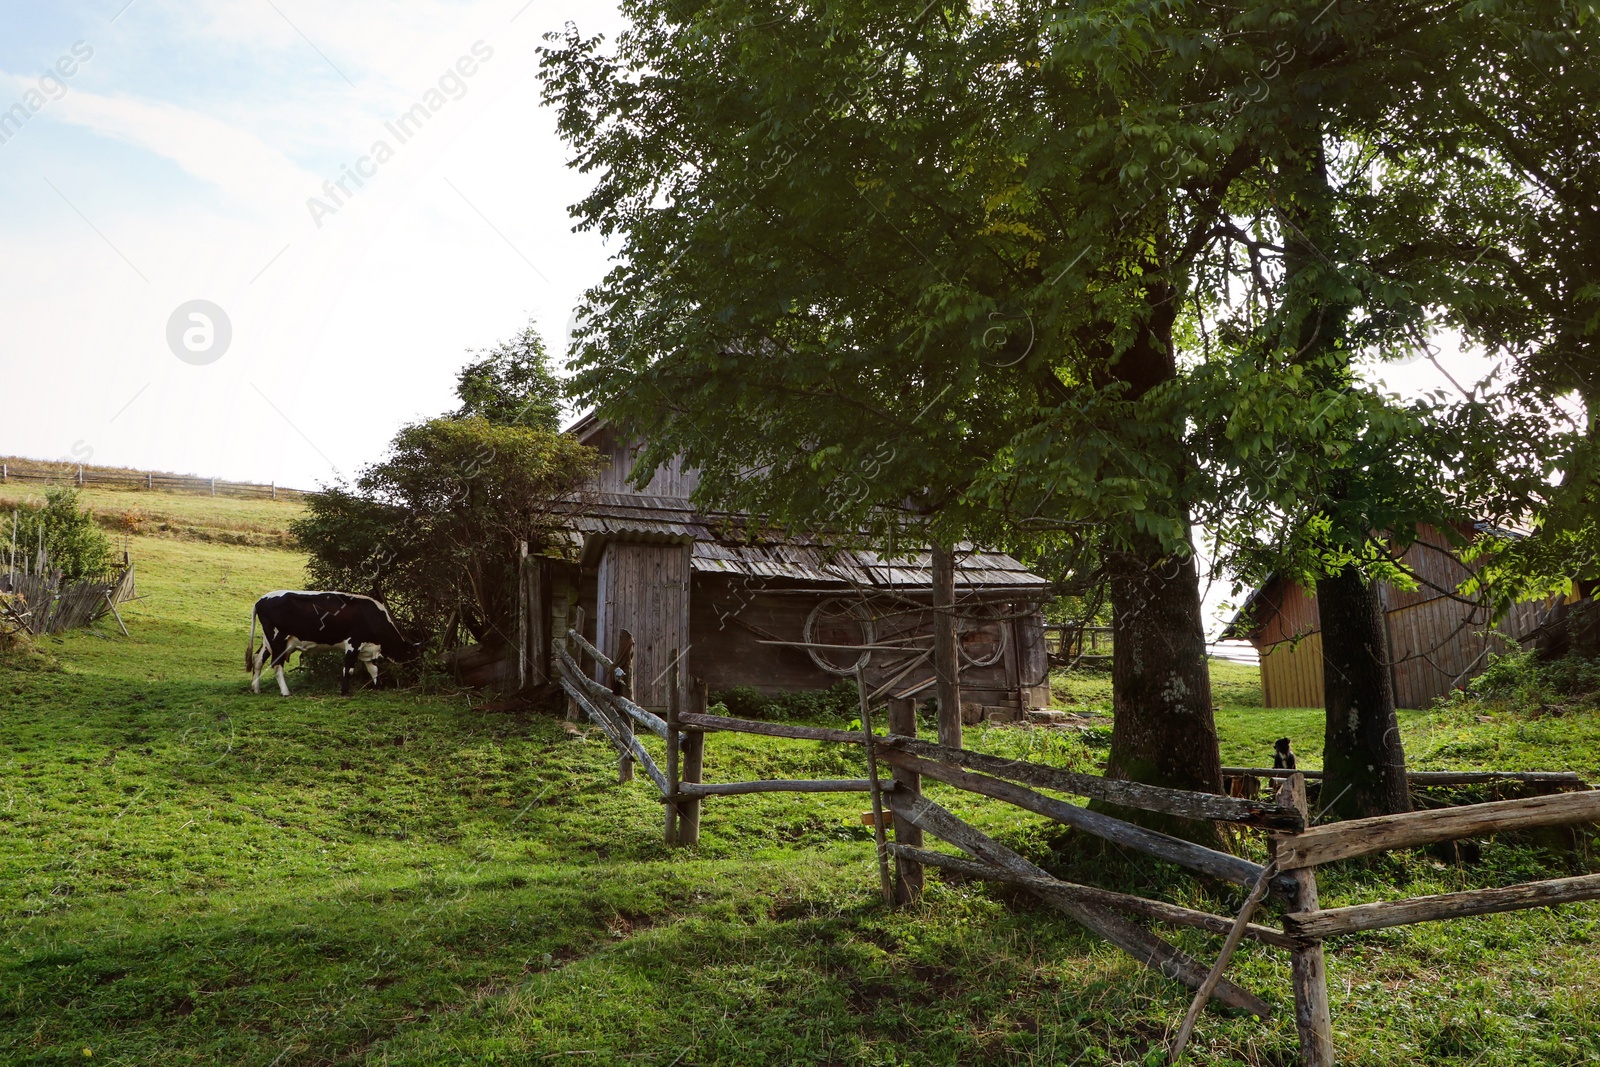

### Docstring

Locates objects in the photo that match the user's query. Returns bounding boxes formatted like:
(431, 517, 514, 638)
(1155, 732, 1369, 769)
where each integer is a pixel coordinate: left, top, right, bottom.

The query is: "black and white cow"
(246, 590, 423, 696)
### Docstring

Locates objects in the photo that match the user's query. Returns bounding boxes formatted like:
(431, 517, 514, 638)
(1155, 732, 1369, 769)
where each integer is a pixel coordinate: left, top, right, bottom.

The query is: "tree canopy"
(541, 0, 1595, 812)
(293, 325, 597, 646)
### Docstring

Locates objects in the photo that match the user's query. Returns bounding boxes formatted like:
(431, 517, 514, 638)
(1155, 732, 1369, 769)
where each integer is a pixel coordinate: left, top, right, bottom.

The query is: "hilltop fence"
(0, 460, 307, 501)
(552, 621, 1600, 1065)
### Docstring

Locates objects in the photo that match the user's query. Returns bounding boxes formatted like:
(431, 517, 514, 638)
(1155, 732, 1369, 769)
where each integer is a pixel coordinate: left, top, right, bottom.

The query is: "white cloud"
(0, 0, 626, 487)
(51, 88, 317, 211)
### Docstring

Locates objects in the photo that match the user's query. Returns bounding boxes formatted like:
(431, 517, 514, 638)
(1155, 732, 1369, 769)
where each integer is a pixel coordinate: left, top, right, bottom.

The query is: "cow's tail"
(245, 606, 259, 673)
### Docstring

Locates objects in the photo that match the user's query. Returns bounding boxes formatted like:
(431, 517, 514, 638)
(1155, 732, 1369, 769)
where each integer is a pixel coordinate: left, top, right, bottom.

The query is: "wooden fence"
(1043, 622, 1111, 668)
(1, 527, 137, 636)
(0, 564, 135, 635)
(0, 461, 306, 501)
(552, 626, 1600, 1065)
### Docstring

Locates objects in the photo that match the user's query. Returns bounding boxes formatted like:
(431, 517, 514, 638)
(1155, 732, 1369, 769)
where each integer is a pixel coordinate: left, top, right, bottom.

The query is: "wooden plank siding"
(686, 575, 1027, 704)
(1260, 633, 1326, 709)
(1243, 526, 1551, 710)
(596, 542, 692, 709)
(586, 425, 702, 498)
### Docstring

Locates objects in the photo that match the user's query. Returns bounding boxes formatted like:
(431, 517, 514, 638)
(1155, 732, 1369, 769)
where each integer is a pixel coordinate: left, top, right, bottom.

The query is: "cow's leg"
(341, 647, 358, 696)
(365, 660, 380, 688)
(251, 636, 274, 694)
(271, 642, 294, 697)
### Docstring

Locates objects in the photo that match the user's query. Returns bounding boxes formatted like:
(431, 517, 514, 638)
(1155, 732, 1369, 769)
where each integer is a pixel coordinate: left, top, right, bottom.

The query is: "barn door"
(595, 540, 692, 709)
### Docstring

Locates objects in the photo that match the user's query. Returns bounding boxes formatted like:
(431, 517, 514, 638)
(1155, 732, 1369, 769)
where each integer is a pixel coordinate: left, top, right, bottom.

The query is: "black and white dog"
(246, 590, 423, 696)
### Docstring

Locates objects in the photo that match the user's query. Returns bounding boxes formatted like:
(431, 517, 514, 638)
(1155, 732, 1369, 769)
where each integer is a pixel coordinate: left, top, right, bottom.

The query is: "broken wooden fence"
(0, 562, 135, 635)
(552, 627, 1600, 1065)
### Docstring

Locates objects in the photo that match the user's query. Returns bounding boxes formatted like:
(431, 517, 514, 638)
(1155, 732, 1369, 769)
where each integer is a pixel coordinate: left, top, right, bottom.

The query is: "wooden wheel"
(803, 597, 876, 675)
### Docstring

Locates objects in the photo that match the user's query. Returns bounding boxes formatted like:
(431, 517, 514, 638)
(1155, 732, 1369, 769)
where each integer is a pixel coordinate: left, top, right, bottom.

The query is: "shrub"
(2, 487, 115, 580)
(292, 418, 598, 645)
(709, 680, 863, 722)
(1466, 649, 1600, 708)
(290, 323, 598, 648)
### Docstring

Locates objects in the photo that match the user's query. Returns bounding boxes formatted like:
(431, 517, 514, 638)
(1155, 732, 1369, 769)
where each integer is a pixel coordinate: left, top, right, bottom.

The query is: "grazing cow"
(246, 591, 423, 696)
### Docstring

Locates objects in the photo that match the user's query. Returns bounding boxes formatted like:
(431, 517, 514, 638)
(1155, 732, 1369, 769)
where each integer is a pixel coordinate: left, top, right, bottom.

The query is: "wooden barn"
(513, 416, 1054, 717)
(1223, 524, 1553, 709)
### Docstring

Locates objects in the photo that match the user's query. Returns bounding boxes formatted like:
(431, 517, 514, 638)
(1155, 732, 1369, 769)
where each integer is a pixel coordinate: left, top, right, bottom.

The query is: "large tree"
(1176, 0, 1586, 817)
(541, 0, 1556, 830)
(1373, 0, 1598, 614)
(541, 0, 1312, 837)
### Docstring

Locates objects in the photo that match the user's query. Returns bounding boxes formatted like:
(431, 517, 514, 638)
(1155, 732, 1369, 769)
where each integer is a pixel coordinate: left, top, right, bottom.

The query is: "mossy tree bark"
(1099, 542, 1225, 846)
(1317, 564, 1410, 819)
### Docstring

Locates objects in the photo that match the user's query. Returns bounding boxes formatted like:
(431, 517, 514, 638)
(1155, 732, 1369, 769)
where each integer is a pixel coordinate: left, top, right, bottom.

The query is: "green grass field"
(2, 487, 1597, 1064)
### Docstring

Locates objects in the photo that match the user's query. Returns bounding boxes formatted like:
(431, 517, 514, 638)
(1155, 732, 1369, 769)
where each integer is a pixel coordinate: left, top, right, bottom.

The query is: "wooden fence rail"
(0, 461, 306, 500)
(1224, 766, 1590, 788)
(549, 625, 1599, 1066)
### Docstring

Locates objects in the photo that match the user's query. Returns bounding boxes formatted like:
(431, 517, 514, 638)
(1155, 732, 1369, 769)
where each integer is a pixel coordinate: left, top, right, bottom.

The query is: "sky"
(0, 0, 625, 488)
(0, 1, 1514, 641)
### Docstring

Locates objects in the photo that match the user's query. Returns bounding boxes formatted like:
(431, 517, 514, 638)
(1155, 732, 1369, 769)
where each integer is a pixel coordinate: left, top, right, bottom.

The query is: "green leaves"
(293, 415, 598, 643)
(3, 487, 116, 582)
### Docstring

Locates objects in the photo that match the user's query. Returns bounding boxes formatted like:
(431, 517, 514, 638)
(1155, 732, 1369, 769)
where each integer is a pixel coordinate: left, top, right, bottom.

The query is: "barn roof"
(557, 416, 1049, 594)
(553, 492, 1047, 593)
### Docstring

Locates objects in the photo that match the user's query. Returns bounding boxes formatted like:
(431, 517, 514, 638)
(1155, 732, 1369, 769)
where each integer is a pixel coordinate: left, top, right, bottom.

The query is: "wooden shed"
(1223, 525, 1553, 709)
(517, 417, 1054, 716)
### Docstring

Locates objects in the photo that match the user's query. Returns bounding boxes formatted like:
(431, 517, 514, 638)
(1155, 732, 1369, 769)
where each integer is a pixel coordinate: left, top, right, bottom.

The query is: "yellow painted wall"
(1259, 633, 1325, 709)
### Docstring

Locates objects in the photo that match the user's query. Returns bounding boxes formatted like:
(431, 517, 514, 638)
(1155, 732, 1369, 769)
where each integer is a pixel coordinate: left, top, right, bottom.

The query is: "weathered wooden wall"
(1260, 633, 1326, 709)
(1250, 527, 1551, 710)
(687, 576, 1030, 705)
(1015, 613, 1051, 706)
(587, 426, 701, 499)
(596, 541, 692, 709)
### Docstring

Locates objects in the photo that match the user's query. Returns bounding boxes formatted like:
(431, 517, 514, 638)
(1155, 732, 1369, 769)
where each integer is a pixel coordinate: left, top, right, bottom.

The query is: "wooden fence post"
(209, 476, 215, 496)
(566, 607, 584, 723)
(516, 541, 529, 691)
(614, 629, 636, 783)
(1275, 772, 1334, 1066)
(679, 680, 706, 845)
(146, 472, 152, 490)
(886, 696, 923, 903)
(665, 656, 681, 845)
(931, 544, 963, 749)
(857, 666, 895, 905)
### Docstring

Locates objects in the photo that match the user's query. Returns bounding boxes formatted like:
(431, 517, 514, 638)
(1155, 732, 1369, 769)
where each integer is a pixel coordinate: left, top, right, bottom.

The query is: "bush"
(292, 418, 597, 645)
(710, 680, 863, 722)
(2, 487, 115, 580)
(1466, 649, 1600, 708)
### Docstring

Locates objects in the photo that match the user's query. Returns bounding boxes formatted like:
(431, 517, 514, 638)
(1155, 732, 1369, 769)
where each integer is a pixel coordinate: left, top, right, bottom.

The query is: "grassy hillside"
(1, 490, 1597, 1065)
(0, 482, 304, 548)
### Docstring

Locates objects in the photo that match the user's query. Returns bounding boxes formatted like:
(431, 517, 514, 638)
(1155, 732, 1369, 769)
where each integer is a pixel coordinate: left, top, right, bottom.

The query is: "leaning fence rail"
(550, 624, 1600, 1065)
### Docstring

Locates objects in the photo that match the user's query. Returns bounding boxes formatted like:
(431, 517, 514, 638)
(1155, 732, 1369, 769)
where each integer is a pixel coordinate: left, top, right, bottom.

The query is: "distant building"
(1223, 524, 1553, 709)
(512, 415, 1053, 717)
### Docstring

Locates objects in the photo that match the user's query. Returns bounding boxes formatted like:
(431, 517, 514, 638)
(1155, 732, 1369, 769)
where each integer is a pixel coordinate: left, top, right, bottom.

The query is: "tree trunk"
(932, 543, 964, 749)
(1317, 565, 1410, 819)
(1099, 538, 1224, 844)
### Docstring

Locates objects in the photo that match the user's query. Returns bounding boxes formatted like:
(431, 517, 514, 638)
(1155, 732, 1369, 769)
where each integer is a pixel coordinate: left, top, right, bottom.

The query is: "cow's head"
(391, 637, 428, 663)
